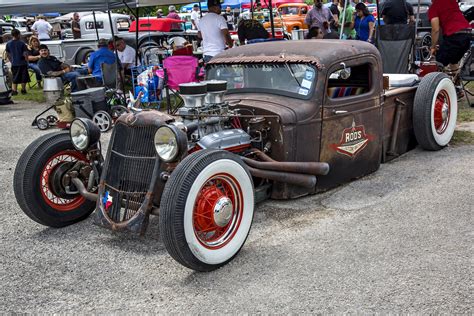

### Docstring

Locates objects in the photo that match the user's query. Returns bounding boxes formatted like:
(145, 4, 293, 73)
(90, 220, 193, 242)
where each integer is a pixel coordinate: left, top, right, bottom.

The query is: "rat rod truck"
(14, 41, 457, 271)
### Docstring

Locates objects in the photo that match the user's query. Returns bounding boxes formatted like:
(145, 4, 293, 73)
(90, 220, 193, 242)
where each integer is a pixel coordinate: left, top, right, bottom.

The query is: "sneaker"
(11, 90, 18, 96)
(21, 89, 27, 95)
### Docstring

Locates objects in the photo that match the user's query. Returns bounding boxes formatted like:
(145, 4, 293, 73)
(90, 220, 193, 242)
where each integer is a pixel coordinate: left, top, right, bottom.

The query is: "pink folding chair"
(161, 55, 202, 112)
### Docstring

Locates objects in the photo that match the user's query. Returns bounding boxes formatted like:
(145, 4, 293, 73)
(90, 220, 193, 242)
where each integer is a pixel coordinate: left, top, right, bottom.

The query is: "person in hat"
(37, 44, 87, 92)
(167, 6, 182, 30)
(198, 0, 233, 63)
(157, 9, 164, 18)
(87, 38, 120, 82)
(191, 4, 201, 30)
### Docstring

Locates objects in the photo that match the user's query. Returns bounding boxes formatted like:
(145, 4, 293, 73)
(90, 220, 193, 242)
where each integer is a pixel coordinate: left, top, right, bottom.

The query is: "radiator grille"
(102, 122, 158, 223)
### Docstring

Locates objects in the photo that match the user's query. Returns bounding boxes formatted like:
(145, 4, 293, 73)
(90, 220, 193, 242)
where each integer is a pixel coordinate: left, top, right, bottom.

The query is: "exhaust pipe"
(242, 156, 330, 176)
(246, 166, 317, 188)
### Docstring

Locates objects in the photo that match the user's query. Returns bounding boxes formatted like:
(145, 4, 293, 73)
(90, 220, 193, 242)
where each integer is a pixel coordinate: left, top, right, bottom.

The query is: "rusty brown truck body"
(14, 40, 458, 272)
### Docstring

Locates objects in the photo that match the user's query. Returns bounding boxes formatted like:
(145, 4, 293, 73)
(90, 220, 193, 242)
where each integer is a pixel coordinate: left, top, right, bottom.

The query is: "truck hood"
(224, 93, 318, 125)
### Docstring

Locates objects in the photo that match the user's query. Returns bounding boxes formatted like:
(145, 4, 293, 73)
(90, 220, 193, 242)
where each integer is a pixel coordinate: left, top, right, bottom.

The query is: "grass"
(11, 73, 45, 103)
(451, 130, 474, 145)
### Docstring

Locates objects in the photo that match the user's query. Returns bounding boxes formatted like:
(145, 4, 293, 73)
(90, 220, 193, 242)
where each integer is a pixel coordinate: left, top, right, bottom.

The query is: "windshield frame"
(206, 62, 318, 100)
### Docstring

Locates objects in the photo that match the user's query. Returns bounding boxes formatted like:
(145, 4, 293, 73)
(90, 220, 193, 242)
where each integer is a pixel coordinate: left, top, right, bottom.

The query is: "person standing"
(71, 12, 81, 39)
(340, 0, 356, 39)
(167, 6, 182, 30)
(5, 29, 29, 95)
(429, 0, 471, 71)
(381, 0, 415, 25)
(191, 4, 201, 30)
(198, 0, 233, 63)
(223, 6, 235, 31)
(157, 9, 164, 18)
(31, 16, 53, 41)
(329, 0, 340, 31)
(27, 36, 42, 88)
(305, 0, 336, 36)
(353, 2, 375, 43)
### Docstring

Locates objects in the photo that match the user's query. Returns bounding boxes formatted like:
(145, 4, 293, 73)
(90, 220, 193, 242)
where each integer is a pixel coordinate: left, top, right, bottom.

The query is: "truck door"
(317, 58, 382, 191)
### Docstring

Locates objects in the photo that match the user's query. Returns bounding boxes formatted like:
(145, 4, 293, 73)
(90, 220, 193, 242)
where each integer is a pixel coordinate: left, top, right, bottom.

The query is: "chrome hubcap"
(442, 102, 449, 121)
(213, 197, 233, 227)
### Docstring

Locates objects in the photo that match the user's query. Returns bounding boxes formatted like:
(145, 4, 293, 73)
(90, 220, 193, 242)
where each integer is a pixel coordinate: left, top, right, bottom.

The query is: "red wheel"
(14, 132, 96, 227)
(160, 150, 255, 272)
(40, 150, 87, 212)
(193, 174, 244, 250)
(433, 90, 451, 135)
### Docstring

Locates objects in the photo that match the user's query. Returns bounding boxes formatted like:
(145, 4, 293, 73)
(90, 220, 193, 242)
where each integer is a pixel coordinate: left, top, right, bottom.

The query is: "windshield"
(207, 63, 317, 99)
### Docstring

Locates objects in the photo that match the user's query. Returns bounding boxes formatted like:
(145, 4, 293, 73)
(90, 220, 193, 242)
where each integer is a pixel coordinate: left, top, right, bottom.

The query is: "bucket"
(291, 29, 304, 40)
(43, 77, 64, 103)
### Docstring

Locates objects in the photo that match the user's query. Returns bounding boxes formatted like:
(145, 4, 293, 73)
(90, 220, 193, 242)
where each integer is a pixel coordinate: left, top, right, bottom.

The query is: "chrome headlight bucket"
(154, 125, 187, 162)
(70, 118, 101, 151)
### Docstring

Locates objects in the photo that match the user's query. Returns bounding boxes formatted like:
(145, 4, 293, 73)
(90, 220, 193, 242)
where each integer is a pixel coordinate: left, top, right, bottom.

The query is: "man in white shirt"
(31, 16, 53, 41)
(115, 37, 140, 74)
(198, 0, 233, 63)
(191, 4, 201, 30)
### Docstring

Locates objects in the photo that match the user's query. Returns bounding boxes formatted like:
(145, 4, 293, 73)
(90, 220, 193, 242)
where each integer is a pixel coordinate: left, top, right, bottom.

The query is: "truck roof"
(209, 40, 380, 69)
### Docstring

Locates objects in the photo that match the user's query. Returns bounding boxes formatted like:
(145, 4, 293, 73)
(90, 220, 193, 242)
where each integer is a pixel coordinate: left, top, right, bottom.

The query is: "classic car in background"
(263, 3, 310, 32)
(14, 41, 458, 272)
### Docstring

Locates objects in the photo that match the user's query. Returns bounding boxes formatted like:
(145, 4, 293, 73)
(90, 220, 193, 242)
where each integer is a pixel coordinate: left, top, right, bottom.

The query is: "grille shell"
(101, 122, 159, 224)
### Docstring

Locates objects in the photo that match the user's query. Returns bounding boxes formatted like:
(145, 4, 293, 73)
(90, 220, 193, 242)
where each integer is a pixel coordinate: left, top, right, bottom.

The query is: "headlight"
(70, 118, 100, 151)
(154, 125, 187, 162)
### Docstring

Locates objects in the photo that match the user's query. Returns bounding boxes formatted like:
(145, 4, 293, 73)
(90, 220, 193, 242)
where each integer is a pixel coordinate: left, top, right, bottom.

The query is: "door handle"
(332, 110, 348, 114)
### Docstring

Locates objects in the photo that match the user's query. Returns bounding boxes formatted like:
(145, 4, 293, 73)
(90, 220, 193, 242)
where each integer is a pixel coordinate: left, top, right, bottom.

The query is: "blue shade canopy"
(180, 2, 208, 12)
(222, 0, 250, 8)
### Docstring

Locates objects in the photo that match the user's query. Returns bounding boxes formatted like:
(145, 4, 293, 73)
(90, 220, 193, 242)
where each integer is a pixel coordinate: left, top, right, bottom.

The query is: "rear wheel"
(413, 72, 458, 150)
(13, 132, 96, 227)
(160, 150, 255, 272)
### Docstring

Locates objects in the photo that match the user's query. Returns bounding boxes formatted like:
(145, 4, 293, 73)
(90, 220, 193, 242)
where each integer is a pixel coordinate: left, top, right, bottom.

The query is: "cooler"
(71, 87, 107, 119)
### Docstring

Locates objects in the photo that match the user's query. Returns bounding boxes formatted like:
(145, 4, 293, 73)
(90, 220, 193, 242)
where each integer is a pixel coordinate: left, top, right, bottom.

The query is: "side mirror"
(339, 62, 351, 80)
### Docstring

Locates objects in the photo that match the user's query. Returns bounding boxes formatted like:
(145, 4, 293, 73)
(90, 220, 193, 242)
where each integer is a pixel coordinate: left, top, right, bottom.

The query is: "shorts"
(437, 33, 471, 66)
(11, 65, 30, 84)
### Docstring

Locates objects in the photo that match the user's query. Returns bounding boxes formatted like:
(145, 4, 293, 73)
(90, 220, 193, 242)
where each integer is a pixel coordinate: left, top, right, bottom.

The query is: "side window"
(301, 7, 308, 14)
(116, 18, 130, 32)
(85, 21, 104, 30)
(327, 63, 371, 99)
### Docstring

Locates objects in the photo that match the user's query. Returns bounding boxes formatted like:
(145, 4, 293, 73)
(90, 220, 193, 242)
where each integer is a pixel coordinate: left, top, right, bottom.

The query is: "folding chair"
(376, 24, 415, 74)
(101, 62, 119, 90)
(162, 55, 201, 113)
(459, 45, 474, 107)
(28, 68, 39, 89)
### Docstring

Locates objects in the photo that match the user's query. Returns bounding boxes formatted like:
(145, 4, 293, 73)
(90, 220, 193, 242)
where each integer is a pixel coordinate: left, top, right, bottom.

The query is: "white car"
(9, 18, 28, 33)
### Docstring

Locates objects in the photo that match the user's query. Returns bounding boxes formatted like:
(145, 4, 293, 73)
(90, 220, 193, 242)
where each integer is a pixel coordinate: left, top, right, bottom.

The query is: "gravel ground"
(0, 101, 472, 313)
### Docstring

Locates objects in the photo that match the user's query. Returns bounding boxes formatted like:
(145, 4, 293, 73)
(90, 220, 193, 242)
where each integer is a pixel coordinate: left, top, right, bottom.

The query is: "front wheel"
(413, 72, 458, 150)
(13, 132, 96, 227)
(160, 150, 255, 272)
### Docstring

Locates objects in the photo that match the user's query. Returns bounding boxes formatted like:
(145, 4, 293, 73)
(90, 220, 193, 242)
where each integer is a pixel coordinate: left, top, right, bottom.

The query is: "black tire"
(160, 149, 255, 272)
(13, 132, 96, 227)
(413, 72, 458, 151)
(36, 118, 49, 130)
(76, 49, 94, 65)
